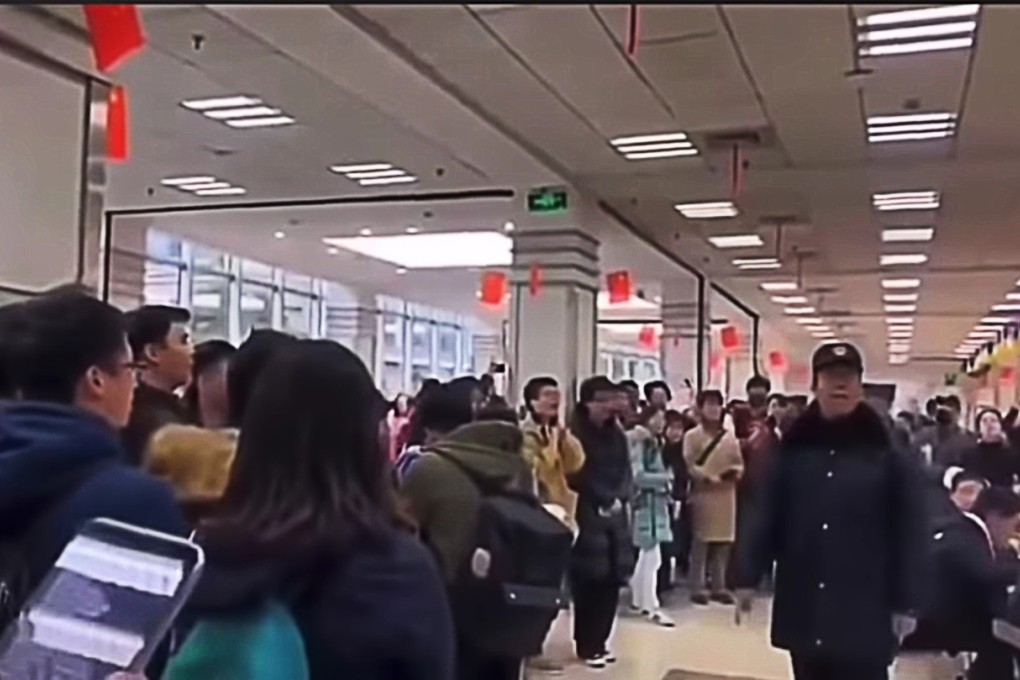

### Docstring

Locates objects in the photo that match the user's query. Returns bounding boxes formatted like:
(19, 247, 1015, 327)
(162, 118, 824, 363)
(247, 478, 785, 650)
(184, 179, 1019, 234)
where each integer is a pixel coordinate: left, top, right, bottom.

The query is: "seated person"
(905, 486, 1020, 679)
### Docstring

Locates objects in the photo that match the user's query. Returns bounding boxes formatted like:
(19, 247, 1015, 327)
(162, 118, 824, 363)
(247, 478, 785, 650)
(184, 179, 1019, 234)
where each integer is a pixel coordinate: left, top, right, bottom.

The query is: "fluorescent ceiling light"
(882, 228, 935, 242)
(872, 190, 940, 212)
(806, 325, 830, 332)
(503, 222, 516, 233)
(161, 176, 216, 186)
(194, 187, 246, 196)
(860, 4, 980, 26)
(889, 331, 914, 339)
(181, 95, 261, 110)
(884, 304, 917, 313)
(882, 278, 921, 289)
(886, 316, 915, 324)
(610, 131, 699, 160)
(327, 247, 339, 255)
(969, 332, 997, 338)
(860, 21, 977, 43)
(273, 231, 285, 239)
(224, 116, 296, 128)
(867, 113, 956, 144)
(708, 234, 763, 248)
(616, 141, 695, 153)
(981, 316, 1012, 324)
(345, 169, 407, 179)
(358, 176, 419, 186)
(322, 231, 513, 269)
(1006, 293, 1020, 301)
(737, 262, 782, 270)
(863, 37, 974, 56)
(359, 228, 372, 236)
(760, 281, 798, 292)
(611, 132, 689, 145)
(857, 5, 979, 59)
(795, 317, 824, 325)
(888, 344, 911, 353)
(396, 268, 408, 275)
(880, 253, 929, 266)
(596, 292, 658, 311)
(889, 355, 909, 365)
(406, 227, 420, 234)
(623, 149, 699, 160)
(883, 293, 919, 302)
(179, 182, 230, 191)
(784, 306, 817, 315)
(676, 201, 739, 219)
(992, 303, 1020, 311)
(974, 325, 1002, 331)
(330, 163, 393, 173)
(202, 106, 281, 120)
(772, 295, 808, 304)
(733, 257, 778, 266)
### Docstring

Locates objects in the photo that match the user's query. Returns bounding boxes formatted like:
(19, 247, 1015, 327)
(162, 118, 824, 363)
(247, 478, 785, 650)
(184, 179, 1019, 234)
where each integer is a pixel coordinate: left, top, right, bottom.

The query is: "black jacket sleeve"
(732, 446, 786, 589)
(889, 448, 933, 614)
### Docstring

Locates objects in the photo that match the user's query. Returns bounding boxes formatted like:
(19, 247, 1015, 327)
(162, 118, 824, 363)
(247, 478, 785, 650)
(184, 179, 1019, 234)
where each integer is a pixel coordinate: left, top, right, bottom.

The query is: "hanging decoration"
(719, 325, 740, 353)
(479, 271, 507, 306)
(730, 143, 744, 200)
(107, 85, 129, 162)
(626, 5, 641, 59)
(638, 324, 657, 350)
(605, 270, 633, 304)
(768, 350, 788, 374)
(528, 264, 543, 297)
(1001, 365, 1017, 386)
(709, 351, 725, 374)
(83, 5, 146, 73)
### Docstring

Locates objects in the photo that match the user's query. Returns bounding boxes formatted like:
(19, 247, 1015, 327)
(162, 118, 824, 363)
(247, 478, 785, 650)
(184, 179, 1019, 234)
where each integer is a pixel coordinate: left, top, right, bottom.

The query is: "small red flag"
(720, 325, 740, 353)
(529, 264, 543, 297)
(107, 85, 129, 162)
(638, 325, 657, 350)
(479, 272, 507, 306)
(606, 270, 633, 304)
(768, 350, 788, 374)
(84, 5, 146, 73)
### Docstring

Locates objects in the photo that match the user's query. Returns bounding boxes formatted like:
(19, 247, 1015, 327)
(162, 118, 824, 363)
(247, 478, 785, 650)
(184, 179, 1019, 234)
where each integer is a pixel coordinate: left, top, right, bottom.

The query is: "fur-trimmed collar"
(783, 401, 892, 454)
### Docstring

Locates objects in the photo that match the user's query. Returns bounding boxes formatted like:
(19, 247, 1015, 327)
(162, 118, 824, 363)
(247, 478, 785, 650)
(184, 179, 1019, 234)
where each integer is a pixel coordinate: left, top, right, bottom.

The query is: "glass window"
(143, 260, 183, 306)
(239, 280, 274, 339)
(410, 365, 433, 393)
(382, 313, 404, 362)
(410, 319, 432, 366)
(283, 290, 314, 337)
(437, 326, 457, 369)
(146, 229, 183, 262)
(611, 356, 626, 380)
(283, 271, 312, 293)
(381, 362, 404, 398)
(191, 271, 230, 342)
(192, 244, 228, 273)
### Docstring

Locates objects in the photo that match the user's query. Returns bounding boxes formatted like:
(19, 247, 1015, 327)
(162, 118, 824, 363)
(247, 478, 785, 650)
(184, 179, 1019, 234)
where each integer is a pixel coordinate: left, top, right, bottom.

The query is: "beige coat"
(683, 425, 743, 542)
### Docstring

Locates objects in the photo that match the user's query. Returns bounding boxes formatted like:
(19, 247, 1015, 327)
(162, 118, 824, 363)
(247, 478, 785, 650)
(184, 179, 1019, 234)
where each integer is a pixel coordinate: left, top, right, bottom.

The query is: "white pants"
(630, 546, 662, 613)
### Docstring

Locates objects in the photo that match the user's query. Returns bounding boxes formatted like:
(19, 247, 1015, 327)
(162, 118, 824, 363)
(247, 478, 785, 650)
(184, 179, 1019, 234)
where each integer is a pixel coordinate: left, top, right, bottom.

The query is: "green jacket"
(401, 421, 531, 582)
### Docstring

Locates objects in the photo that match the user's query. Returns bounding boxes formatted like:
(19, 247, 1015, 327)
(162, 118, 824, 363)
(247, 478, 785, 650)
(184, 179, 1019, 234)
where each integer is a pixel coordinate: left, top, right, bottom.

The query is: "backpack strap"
(694, 430, 727, 467)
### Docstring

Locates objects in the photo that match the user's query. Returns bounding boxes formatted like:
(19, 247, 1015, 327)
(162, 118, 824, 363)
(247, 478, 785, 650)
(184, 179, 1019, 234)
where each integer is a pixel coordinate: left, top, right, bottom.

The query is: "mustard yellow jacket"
(521, 416, 586, 528)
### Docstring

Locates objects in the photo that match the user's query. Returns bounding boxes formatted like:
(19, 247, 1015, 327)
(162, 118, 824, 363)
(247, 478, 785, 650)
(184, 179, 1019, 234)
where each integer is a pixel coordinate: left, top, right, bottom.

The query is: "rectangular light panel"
(857, 5, 979, 57)
(181, 95, 296, 129)
(610, 131, 699, 161)
(872, 191, 941, 212)
(867, 113, 957, 144)
(884, 304, 917, 313)
(675, 201, 739, 219)
(707, 234, 763, 248)
(760, 281, 798, 292)
(882, 227, 935, 242)
(323, 231, 512, 269)
(772, 295, 808, 304)
(330, 162, 417, 187)
(882, 278, 921, 289)
(884, 293, 919, 302)
(880, 253, 929, 266)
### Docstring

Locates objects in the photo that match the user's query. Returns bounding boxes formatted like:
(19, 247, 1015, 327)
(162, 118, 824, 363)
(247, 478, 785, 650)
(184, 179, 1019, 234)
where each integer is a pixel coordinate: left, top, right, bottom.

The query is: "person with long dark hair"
(171, 340, 454, 680)
(963, 408, 1020, 488)
(181, 339, 235, 428)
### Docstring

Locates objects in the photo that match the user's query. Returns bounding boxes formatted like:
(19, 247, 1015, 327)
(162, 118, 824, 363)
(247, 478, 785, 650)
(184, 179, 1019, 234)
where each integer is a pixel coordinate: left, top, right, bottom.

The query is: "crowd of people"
(2, 288, 1020, 679)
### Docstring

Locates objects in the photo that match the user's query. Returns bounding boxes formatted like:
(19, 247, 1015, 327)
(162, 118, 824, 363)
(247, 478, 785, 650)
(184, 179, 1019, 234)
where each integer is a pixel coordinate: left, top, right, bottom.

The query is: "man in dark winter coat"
(734, 342, 930, 680)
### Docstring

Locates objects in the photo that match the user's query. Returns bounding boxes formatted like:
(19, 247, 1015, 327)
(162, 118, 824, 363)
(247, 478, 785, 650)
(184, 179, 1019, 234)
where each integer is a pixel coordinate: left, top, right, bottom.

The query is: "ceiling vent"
(699, 126, 778, 151)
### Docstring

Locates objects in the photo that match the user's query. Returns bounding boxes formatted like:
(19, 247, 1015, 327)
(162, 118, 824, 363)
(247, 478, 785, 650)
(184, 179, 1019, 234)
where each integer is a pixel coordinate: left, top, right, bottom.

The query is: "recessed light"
(882, 278, 921, 289)
(735, 261, 782, 270)
(179, 182, 230, 191)
(406, 226, 420, 235)
(733, 257, 778, 266)
(160, 176, 217, 186)
(707, 234, 764, 248)
(886, 316, 915, 325)
(358, 176, 418, 186)
(345, 169, 409, 180)
(857, 5, 978, 57)
(224, 116, 296, 128)
(884, 304, 917, 313)
(327, 247, 339, 255)
(503, 221, 516, 233)
(330, 163, 393, 174)
(784, 306, 817, 315)
(806, 325, 830, 332)
(888, 344, 911, 353)
(274, 231, 285, 239)
(396, 267, 408, 275)
(760, 281, 798, 292)
(813, 332, 837, 338)
(981, 316, 1012, 325)
(772, 295, 808, 304)
(181, 95, 262, 111)
(675, 201, 739, 219)
(889, 354, 909, 365)
(889, 331, 914, 339)
(653, 295, 662, 304)
(882, 228, 935, 242)
(969, 331, 997, 338)
(359, 228, 372, 237)
(992, 303, 1020, 312)
(202, 106, 282, 120)
(881, 253, 929, 266)
(883, 293, 918, 303)
(322, 231, 513, 269)
(795, 317, 824, 325)
(610, 131, 699, 160)
(867, 113, 956, 144)
(194, 187, 247, 196)
(872, 191, 940, 212)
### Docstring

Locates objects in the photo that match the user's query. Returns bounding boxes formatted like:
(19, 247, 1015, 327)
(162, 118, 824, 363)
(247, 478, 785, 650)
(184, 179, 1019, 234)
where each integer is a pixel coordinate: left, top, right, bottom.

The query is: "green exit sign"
(527, 187, 568, 214)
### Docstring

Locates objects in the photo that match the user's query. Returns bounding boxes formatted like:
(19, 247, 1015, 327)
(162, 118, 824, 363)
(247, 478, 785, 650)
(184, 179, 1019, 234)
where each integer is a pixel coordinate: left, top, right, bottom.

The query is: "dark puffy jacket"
(904, 510, 1014, 653)
(183, 530, 455, 680)
(0, 401, 189, 575)
(568, 416, 635, 584)
(734, 401, 931, 664)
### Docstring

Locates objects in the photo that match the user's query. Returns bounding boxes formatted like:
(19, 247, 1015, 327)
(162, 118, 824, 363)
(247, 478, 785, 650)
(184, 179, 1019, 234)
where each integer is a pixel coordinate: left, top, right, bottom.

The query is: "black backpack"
(0, 465, 105, 635)
(435, 451, 573, 658)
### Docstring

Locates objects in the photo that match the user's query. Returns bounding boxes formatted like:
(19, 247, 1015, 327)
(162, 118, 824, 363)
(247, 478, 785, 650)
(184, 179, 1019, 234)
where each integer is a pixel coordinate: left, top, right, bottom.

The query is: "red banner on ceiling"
(479, 271, 507, 306)
(606, 270, 633, 304)
(638, 325, 657, 350)
(768, 350, 788, 374)
(107, 85, 129, 162)
(529, 264, 543, 297)
(720, 325, 740, 353)
(84, 5, 146, 73)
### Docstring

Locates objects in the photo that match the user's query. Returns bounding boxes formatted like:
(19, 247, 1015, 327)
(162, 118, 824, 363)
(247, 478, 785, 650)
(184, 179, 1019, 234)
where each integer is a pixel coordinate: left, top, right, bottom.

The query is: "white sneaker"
(648, 610, 676, 628)
(583, 656, 607, 669)
(600, 650, 617, 664)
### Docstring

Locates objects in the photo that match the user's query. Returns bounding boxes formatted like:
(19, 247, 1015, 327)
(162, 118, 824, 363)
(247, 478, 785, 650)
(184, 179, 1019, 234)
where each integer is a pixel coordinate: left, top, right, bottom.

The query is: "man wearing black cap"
(733, 342, 930, 680)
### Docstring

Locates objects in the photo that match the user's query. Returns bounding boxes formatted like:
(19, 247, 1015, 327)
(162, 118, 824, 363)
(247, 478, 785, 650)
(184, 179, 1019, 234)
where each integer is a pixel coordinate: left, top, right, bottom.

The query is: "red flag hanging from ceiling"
(638, 325, 657, 350)
(606, 270, 633, 304)
(768, 350, 789, 374)
(107, 85, 129, 162)
(626, 5, 641, 59)
(479, 271, 507, 306)
(83, 5, 146, 73)
(719, 325, 740, 354)
(529, 264, 543, 297)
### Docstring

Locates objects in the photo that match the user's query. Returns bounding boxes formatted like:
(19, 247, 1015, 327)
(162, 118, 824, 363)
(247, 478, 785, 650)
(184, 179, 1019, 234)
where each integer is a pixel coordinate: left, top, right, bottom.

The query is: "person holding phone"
(683, 389, 743, 606)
